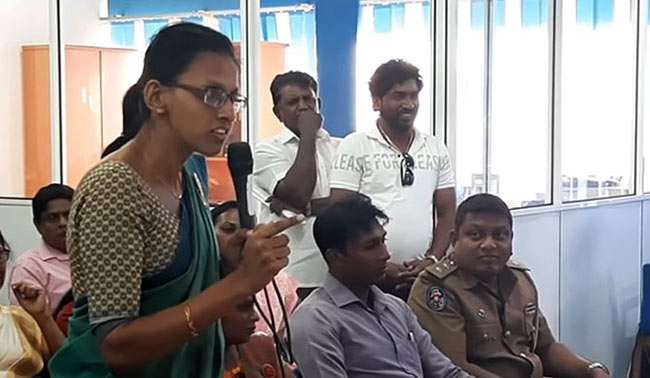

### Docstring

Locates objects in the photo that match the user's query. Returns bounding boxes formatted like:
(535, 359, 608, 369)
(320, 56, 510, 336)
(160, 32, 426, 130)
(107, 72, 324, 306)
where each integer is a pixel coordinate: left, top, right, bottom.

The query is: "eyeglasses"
(164, 82, 248, 113)
(401, 153, 414, 186)
(0, 249, 10, 263)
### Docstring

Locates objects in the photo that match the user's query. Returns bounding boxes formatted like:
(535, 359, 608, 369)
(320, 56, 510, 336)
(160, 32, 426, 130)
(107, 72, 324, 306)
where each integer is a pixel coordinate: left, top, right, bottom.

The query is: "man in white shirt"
(330, 59, 456, 299)
(253, 71, 339, 299)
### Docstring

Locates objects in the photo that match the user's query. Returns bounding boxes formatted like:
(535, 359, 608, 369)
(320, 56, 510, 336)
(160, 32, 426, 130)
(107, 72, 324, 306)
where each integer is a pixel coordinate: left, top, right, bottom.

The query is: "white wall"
(0, 0, 110, 197)
(60, 0, 111, 47)
(512, 201, 646, 378)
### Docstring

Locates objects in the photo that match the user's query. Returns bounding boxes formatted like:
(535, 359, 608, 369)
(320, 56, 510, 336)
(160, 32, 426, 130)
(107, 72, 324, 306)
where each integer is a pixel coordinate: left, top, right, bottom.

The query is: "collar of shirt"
(367, 123, 425, 154)
(36, 240, 69, 262)
(322, 274, 389, 314)
(453, 260, 519, 297)
(277, 128, 331, 145)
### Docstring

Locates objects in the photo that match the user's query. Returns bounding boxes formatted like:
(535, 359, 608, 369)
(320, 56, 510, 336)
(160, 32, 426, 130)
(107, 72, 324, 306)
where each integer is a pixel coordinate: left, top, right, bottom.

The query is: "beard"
(381, 109, 417, 130)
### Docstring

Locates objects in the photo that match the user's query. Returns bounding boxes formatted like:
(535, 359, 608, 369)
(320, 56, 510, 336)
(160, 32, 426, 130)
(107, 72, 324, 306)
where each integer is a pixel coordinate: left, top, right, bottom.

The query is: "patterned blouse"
(68, 160, 181, 325)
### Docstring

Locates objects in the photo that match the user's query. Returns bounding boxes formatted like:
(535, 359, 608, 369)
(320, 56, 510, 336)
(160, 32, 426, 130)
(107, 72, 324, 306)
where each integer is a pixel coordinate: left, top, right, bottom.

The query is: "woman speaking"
(49, 23, 301, 377)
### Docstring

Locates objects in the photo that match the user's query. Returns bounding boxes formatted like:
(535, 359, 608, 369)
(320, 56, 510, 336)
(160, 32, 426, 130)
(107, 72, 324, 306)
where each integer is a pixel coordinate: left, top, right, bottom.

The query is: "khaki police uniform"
(408, 256, 556, 378)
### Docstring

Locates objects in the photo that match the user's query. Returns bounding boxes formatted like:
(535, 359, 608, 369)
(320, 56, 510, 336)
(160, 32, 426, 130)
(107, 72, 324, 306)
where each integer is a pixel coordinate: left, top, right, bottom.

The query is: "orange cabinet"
(22, 46, 52, 198)
(22, 45, 137, 196)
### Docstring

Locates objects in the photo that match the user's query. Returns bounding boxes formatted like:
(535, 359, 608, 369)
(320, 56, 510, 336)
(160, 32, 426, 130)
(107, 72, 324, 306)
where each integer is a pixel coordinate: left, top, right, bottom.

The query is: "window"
(256, 5, 317, 142)
(144, 20, 168, 43)
(576, 0, 615, 28)
(453, 0, 487, 203)
(111, 22, 135, 46)
(491, 0, 551, 207)
(356, 1, 433, 135)
(521, 0, 548, 27)
(471, 0, 506, 29)
(561, 0, 635, 201)
(452, 0, 551, 208)
(641, 0, 650, 193)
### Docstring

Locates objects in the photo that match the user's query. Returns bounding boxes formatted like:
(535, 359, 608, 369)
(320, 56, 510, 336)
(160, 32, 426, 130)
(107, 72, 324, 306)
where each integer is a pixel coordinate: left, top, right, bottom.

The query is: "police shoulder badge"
(426, 286, 447, 311)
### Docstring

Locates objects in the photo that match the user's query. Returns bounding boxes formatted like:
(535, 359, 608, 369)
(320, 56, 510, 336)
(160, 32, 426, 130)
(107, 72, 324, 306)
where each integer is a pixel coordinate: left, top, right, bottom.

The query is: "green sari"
(49, 157, 224, 377)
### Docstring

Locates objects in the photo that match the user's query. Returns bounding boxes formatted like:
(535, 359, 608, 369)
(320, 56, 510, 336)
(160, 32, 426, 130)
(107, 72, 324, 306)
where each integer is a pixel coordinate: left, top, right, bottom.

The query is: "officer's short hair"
(313, 194, 388, 259)
(455, 194, 512, 231)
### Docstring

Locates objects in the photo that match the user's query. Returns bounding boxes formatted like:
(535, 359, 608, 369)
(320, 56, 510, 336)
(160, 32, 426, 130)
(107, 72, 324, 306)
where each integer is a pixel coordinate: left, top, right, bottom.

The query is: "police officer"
(408, 194, 609, 378)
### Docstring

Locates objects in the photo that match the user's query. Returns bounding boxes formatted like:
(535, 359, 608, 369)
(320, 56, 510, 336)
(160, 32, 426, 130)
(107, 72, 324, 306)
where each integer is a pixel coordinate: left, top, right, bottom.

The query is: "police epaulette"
(426, 257, 459, 280)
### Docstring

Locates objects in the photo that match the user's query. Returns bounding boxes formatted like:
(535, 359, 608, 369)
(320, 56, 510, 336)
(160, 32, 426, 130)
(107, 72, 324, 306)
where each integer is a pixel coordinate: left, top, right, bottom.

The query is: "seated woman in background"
(0, 229, 65, 377)
(222, 295, 293, 378)
(212, 201, 299, 337)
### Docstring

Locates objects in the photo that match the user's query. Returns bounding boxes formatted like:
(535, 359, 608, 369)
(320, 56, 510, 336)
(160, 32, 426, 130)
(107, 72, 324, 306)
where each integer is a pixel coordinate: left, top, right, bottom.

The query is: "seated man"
(290, 194, 472, 378)
(408, 194, 609, 378)
(10, 183, 73, 315)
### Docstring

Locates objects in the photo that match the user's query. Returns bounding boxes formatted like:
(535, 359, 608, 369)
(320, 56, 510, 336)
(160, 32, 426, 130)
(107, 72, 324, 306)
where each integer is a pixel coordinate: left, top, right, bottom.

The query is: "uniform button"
(504, 330, 511, 337)
(482, 332, 490, 340)
(449, 260, 455, 265)
(519, 353, 527, 358)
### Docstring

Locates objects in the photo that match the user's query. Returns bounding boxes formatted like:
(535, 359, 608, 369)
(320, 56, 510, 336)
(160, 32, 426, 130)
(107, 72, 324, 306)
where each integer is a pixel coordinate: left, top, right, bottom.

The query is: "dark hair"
(32, 184, 74, 223)
(455, 194, 513, 231)
(270, 71, 318, 107)
(368, 59, 423, 99)
(313, 194, 388, 258)
(210, 201, 238, 224)
(103, 22, 238, 156)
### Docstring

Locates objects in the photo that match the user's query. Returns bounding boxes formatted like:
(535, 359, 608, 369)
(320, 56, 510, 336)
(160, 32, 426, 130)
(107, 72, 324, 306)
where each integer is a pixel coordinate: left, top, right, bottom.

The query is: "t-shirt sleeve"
(330, 135, 364, 192)
(435, 141, 455, 189)
(68, 164, 146, 325)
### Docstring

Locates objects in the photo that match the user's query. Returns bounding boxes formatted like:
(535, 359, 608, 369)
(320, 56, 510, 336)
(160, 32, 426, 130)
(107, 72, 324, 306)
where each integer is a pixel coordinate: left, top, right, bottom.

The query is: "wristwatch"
(587, 362, 609, 375)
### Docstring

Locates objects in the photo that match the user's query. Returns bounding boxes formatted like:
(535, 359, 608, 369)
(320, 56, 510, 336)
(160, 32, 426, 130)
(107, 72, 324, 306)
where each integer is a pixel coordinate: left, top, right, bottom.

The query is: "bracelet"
(587, 362, 609, 375)
(426, 255, 439, 264)
(184, 305, 199, 337)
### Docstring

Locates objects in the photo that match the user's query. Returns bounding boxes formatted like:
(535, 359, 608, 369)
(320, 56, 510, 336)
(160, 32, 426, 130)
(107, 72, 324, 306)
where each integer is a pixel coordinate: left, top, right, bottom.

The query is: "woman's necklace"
(376, 121, 414, 154)
(152, 172, 183, 200)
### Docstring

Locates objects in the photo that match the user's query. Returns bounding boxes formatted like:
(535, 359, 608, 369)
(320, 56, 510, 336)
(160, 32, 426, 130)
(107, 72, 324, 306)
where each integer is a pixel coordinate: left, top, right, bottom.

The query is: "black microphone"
(228, 142, 294, 374)
(227, 142, 256, 229)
